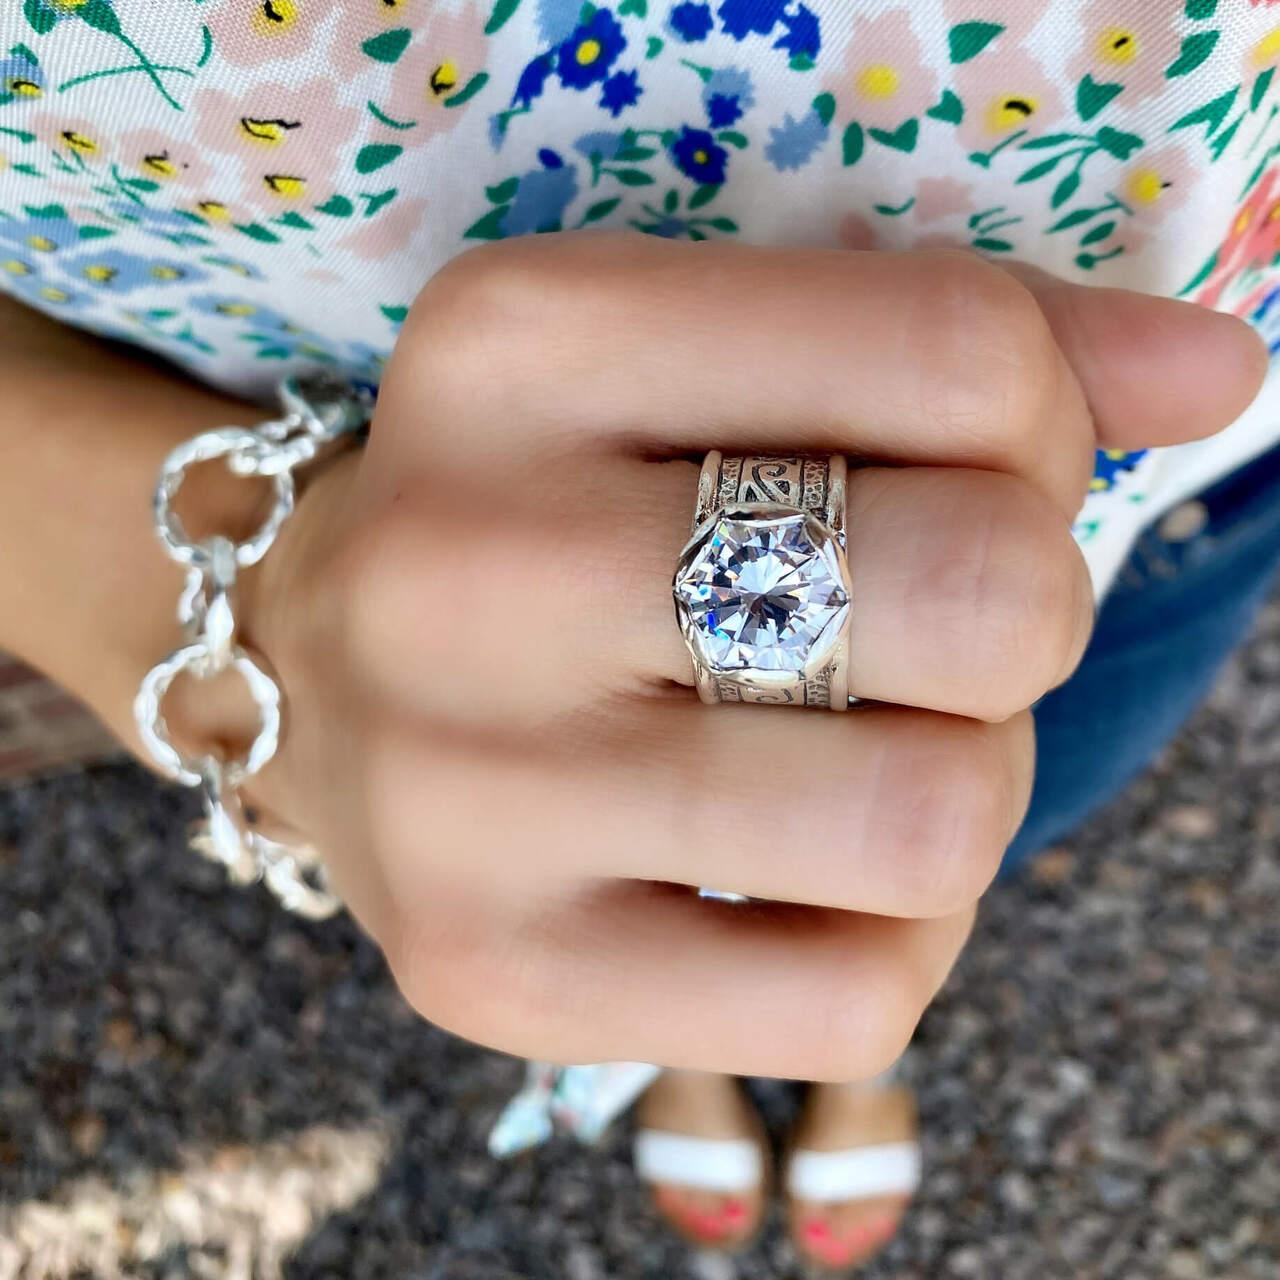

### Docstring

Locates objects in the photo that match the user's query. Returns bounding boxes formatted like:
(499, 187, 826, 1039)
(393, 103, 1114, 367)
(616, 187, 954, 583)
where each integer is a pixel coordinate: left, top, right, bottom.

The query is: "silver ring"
(672, 453, 853, 710)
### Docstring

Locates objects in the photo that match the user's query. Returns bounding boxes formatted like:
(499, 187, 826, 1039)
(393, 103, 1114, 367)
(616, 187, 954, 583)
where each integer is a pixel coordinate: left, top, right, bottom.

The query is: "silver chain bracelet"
(134, 375, 374, 920)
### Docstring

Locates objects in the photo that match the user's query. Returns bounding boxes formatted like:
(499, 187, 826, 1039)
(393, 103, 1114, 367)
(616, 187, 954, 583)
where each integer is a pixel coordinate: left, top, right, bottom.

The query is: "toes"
(793, 1197, 906, 1269)
(651, 1185, 758, 1246)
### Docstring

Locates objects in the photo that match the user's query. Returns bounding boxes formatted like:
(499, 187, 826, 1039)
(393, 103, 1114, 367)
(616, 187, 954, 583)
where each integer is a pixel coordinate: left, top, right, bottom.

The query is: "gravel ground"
(0, 600, 1277, 1280)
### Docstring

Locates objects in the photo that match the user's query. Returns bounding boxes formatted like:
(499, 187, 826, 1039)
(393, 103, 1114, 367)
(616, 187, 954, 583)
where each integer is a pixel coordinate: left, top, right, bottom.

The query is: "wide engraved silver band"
(681, 452, 853, 711)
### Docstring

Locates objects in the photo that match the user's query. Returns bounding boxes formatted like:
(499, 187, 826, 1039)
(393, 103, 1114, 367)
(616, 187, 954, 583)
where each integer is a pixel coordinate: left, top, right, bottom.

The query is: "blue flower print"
(671, 126, 729, 185)
(0, 215, 81, 256)
(774, 3, 819, 61)
(600, 69, 642, 117)
(57, 249, 208, 296)
(574, 130, 627, 162)
(505, 151, 579, 234)
(513, 52, 555, 107)
(8, 272, 89, 311)
(1091, 449, 1148, 493)
(0, 53, 45, 104)
(668, 1, 713, 42)
(702, 68, 754, 127)
(557, 10, 626, 90)
(717, 0, 786, 41)
(536, 0, 584, 46)
(765, 108, 827, 171)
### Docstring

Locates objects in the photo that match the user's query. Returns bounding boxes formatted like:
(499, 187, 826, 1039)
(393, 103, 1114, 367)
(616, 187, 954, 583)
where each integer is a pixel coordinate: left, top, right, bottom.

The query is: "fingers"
(1008, 263, 1269, 449)
(365, 700, 1032, 923)
(382, 233, 1095, 518)
(389, 875, 976, 1080)
(336, 459, 1091, 726)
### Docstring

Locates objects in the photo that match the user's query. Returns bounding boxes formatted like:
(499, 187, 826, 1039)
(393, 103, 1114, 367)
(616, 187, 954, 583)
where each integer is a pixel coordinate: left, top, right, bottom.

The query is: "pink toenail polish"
(723, 1199, 749, 1226)
(802, 1217, 832, 1243)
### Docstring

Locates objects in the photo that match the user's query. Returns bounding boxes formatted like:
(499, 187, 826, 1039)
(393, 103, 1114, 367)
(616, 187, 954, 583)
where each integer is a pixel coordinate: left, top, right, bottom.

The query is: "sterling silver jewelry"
(134, 375, 373, 919)
(673, 452, 853, 710)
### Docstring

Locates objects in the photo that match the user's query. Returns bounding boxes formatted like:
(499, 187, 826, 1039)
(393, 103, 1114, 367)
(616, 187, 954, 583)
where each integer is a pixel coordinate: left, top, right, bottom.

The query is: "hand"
(244, 233, 1265, 1079)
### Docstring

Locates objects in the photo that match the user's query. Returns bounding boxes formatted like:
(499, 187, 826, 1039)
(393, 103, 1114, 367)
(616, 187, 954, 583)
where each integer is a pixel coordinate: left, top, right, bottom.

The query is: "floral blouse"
(2, 0, 1279, 589)
(2, 0, 1280, 1154)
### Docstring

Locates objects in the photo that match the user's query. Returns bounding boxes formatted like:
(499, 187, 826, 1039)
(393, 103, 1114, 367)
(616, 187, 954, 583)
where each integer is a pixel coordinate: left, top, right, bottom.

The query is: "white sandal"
(634, 1128, 768, 1249)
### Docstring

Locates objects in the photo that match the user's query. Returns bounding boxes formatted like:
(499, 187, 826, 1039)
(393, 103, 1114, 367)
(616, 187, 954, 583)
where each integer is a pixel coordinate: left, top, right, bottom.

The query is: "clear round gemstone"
(674, 510, 850, 674)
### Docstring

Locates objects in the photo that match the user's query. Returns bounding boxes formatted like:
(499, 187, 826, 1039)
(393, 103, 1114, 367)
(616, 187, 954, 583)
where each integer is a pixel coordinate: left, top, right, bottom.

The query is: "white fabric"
(633, 1130, 764, 1193)
(786, 1141, 922, 1203)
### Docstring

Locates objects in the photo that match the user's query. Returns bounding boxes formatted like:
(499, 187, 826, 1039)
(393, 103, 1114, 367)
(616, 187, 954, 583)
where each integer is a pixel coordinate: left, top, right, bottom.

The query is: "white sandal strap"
(634, 1130, 764, 1193)
(787, 1142, 921, 1203)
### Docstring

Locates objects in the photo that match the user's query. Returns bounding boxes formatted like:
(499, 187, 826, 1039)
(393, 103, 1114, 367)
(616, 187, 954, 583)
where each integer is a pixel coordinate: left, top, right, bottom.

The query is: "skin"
(0, 233, 1266, 1085)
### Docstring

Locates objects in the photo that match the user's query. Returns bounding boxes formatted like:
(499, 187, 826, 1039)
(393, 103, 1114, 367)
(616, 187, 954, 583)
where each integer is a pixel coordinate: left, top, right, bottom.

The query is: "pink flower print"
(193, 78, 362, 213)
(375, 4, 488, 146)
(205, 0, 330, 69)
(337, 195, 429, 259)
(1117, 145, 1196, 227)
(940, 1, 1044, 46)
(954, 46, 1064, 150)
(1197, 168, 1280, 311)
(116, 129, 216, 191)
(1070, 0, 1183, 108)
(29, 111, 110, 164)
(913, 176, 973, 224)
(823, 9, 937, 131)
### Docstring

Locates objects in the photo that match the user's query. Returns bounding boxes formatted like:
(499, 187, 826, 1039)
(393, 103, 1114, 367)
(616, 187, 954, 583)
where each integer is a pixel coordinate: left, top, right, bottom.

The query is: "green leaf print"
(869, 119, 919, 153)
(465, 206, 508, 239)
(972, 237, 1014, 252)
(1184, 0, 1217, 18)
(618, 0, 647, 16)
(688, 184, 719, 210)
(926, 90, 964, 125)
(1052, 170, 1081, 208)
(1076, 75, 1123, 122)
(487, 177, 520, 203)
(841, 121, 865, 166)
(1095, 127, 1143, 159)
(646, 36, 663, 58)
(1170, 86, 1239, 138)
(362, 29, 413, 63)
(444, 72, 490, 108)
(485, 0, 522, 35)
(23, 0, 57, 35)
(1080, 220, 1116, 246)
(356, 143, 404, 174)
(315, 195, 355, 218)
(363, 189, 399, 216)
(948, 23, 1004, 65)
(579, 197, 622, 225)
(235, 223, 282, 244)
(1177, 251, 1219, 296)
(607, 168, 655, 185)
(811, 92, 836, 127)
(1252, 68, 1275, 113)
(1165, 31, 1219, 79)
(78, 1, 123, 36)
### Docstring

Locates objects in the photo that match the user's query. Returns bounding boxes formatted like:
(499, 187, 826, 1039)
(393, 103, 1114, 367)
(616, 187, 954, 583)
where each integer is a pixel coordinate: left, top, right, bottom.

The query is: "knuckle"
(878, 721, 1013, 916)
(810, 967, 922, 1082)
(911, 251, 1058, 459)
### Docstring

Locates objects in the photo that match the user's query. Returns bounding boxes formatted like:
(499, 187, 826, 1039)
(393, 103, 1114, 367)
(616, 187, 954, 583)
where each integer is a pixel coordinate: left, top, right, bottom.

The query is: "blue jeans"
(1002, 442, 1280, 875)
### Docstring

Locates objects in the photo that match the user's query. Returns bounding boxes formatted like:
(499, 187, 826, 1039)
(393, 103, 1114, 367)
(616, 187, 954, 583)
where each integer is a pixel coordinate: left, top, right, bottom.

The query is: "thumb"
(1007, 262, 1269, 452)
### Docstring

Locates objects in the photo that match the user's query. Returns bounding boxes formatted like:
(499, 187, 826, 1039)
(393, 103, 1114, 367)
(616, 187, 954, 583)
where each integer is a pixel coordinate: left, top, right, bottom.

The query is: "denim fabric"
(1002, 442, 1280, 875)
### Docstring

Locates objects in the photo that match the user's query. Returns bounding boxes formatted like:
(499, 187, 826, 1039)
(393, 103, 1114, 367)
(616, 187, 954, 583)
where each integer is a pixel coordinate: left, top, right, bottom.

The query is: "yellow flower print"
(24, 234, 59, 253)
(1121, 146, 1194, 226)
(195, 200, 235, 222)
(60, 129, 99, 156)
(143, 150, 181, 179)
(263, 174, 306, 199)
(1, 258, 34, 278)
(429, 61, 460, 98)
(984, 92, 1041, 134)
(1252, 28, 1280, 72)
(854, 63, 901, 103)
(1124, 166, 1169, 208)
(250, 0, 299, 37)
(1096, 26, 1139, 67)
(3, 71, 43, 99)
(239, 116, 302, 146)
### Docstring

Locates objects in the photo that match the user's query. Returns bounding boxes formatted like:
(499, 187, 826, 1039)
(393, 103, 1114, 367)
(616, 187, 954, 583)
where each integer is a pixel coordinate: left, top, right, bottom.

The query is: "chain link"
(134, 375, 374, 919)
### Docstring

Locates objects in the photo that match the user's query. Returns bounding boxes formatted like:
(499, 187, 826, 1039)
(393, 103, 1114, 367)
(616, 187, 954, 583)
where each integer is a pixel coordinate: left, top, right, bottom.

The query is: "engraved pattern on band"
(689, 452, 850, 710)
